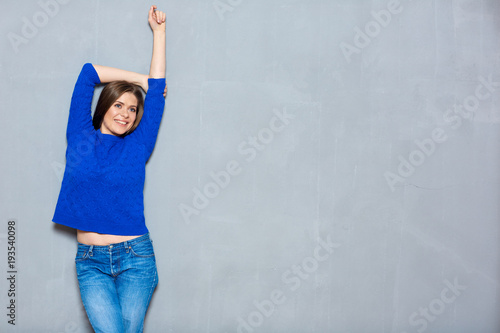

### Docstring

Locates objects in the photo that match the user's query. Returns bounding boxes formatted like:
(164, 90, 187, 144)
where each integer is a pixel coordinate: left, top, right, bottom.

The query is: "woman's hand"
(148, 5, 166, 32)
(137, 75, 168, 97)
(140, 76, 167, 97)
(140, 75, 149, 93)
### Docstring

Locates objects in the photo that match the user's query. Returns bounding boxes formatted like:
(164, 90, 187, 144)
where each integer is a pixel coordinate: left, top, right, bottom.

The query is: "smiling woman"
(51, 5, 167, 333)
(92, 81, 144, 137)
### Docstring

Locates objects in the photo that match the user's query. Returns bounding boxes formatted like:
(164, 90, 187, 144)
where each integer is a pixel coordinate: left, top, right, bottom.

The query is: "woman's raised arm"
(148, 5, 166, 79)
(91, 5, 166, 92)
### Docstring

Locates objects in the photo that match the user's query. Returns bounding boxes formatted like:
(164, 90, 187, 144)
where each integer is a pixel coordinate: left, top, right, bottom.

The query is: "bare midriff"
(77, 230, 143, 246)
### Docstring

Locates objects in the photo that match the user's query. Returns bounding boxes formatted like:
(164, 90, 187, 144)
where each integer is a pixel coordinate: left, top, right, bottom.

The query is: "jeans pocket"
(129, 240, 155, 258)
(75, 248, 90, 262)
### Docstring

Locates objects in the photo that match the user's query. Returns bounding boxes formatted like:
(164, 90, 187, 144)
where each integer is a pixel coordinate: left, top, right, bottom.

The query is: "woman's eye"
(130, 108, 136, 113)
(115, 104, 121, 108)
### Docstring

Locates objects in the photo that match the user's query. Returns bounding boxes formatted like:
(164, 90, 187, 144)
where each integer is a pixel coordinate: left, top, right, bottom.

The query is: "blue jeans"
(75, 233, 158, 333)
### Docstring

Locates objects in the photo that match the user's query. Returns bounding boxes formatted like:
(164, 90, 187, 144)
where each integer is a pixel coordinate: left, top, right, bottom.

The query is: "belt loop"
(125, 240, 129, 253)
(89, 245, 94, 257)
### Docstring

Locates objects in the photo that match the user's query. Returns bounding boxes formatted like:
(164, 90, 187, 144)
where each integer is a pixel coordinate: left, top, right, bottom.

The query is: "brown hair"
(92, 81, 144, 137)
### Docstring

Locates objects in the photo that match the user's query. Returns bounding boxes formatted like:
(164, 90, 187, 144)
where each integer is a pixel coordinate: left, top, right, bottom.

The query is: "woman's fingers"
(149, 5, 165, 23)
(155, 10, 166, 24)
(149, 5, 156, 20)
(148, 6, 166, 31)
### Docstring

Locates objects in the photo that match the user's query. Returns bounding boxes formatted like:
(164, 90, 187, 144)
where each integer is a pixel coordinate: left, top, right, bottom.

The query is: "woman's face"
(100, 92, 138, 136)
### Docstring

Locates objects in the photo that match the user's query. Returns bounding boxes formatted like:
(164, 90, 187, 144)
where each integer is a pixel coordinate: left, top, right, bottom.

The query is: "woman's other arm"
(92, 65, 148, 91)
(66, 63, 101, 143)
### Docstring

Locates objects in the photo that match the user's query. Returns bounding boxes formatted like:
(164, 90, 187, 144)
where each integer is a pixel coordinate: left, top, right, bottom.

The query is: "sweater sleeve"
(66, 63, 101, 145)
(129, 78, 166, 160)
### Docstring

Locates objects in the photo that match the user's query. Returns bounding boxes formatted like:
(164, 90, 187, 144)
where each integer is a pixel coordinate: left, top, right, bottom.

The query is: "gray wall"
(1, 0, 499, 332)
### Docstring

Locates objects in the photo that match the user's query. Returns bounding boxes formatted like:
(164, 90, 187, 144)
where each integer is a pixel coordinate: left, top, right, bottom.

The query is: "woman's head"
(92, 81, 144, 137)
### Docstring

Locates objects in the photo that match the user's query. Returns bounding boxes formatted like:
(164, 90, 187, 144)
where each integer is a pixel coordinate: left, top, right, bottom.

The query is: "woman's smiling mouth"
(114, 119, 129, 126)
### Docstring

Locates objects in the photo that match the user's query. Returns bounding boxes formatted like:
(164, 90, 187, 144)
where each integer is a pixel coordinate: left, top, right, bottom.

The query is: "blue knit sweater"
(52, 63, 166, 236)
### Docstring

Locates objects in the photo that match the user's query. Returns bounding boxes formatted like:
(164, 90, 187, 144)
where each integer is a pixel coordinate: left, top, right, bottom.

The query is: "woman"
(52, 6, 167, 332)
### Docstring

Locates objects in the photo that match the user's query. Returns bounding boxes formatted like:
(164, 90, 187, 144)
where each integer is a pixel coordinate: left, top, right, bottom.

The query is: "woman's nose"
(120, 109, 129, 117)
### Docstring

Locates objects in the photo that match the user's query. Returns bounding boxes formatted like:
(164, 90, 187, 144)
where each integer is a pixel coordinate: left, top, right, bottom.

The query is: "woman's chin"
(113, 125, 130, 135)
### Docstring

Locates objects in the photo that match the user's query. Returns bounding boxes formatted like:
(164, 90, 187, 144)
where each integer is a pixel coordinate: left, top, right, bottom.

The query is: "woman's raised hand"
(148, 5, 166, 32)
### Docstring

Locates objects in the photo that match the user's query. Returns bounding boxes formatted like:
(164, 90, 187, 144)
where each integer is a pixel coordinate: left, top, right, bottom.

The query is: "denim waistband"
(77, 233, 151, 251)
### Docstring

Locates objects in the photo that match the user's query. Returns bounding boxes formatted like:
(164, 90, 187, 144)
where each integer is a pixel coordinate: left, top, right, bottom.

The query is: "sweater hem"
(52, 214, 148, 236)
